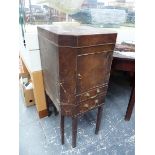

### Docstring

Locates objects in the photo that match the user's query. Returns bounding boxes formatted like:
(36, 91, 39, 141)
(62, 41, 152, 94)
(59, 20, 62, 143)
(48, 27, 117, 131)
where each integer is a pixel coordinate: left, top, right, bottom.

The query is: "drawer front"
(76, 85, 108, 103)
(75, 94, 105, 116)
(61, 94, 105, 116)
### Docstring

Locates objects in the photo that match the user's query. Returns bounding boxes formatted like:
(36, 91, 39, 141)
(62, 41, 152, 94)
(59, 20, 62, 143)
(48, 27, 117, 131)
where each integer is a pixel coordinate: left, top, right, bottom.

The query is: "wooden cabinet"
(38, 25, 117, 147)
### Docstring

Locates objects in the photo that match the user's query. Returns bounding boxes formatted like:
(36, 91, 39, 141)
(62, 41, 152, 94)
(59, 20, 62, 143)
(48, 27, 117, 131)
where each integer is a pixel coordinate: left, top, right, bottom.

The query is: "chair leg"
(95, 106, 103, 134)
(125, 86, 135, 121)
(72, 116, 78, 148)
(60, 115, 65, 144)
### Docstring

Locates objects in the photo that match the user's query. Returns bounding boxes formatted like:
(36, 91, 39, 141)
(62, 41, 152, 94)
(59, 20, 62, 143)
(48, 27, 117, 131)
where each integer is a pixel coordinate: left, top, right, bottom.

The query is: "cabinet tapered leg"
(60, 115, 65, 144)
(72, 117, 78, 148)
(95, 106, 103, 134)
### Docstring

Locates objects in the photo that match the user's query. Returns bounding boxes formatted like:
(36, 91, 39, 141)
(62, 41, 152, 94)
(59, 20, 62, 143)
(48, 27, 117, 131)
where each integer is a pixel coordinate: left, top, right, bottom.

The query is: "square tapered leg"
(72, 117, 78, 148)
(95, 106, 103, 134)
(60, 115, 65, 144)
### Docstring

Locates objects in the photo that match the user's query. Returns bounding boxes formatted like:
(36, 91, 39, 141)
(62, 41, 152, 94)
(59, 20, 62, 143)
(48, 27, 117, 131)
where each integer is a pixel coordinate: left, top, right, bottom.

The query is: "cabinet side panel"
(38, 33, 60, 110)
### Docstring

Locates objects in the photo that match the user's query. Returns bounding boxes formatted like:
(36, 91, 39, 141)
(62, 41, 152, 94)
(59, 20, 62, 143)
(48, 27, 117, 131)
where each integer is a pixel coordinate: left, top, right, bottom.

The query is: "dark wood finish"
(72, 117, 78, 148)
(112, 57, 135, 72)
(38, 109, 48, 118)
(60, 115, 65, 144)
(38, 25, 117, 147)
(112, 56, 135, 121)
(125, 84, 135, 121)
(95, 106, 103, 134)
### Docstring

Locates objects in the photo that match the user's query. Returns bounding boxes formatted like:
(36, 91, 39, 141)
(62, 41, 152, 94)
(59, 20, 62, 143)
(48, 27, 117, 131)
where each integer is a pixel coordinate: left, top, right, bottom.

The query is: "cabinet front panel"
(76, 51, 113, 94)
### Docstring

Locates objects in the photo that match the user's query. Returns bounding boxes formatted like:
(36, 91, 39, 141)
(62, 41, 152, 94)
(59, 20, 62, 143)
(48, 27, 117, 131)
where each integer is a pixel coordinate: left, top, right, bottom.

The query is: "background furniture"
(19, 25, 48, 118)
(112, 50, 135, 121)
(19, 44, 48, 118)
(38, 25, 117, 147)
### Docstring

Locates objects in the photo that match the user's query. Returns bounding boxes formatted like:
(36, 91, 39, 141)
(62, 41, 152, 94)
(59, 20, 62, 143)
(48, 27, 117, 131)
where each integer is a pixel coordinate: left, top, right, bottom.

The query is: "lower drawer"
(76, 85, 108, 103)
(75, 94, 105, 115)
(60, 94, 105, 116)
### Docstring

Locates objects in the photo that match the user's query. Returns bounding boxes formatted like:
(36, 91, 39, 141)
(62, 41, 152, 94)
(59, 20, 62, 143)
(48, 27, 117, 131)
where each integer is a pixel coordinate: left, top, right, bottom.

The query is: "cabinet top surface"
(38, 25, 117, 36)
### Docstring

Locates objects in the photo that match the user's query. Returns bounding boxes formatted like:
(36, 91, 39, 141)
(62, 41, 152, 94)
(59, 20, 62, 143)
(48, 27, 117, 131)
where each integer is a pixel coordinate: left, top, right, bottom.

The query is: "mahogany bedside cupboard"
(37, 25, 117, 147)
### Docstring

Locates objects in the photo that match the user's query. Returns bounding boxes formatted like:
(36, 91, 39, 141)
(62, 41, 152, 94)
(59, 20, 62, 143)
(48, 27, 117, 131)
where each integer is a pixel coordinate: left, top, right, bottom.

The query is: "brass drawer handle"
(95, 99, 99, 104)
(97, 88, 100, 93)
(78, 73, 82, 79)
(85, 93, 90, 97)
(83, 103, 89, 108)
(90, 95, 97, 99)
